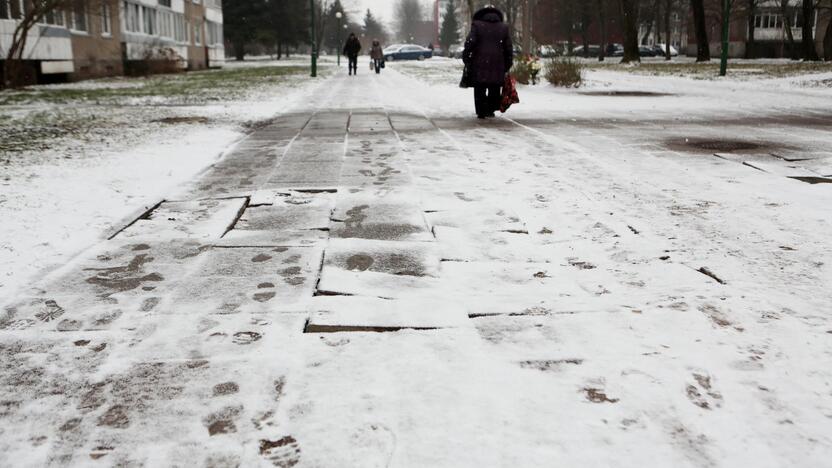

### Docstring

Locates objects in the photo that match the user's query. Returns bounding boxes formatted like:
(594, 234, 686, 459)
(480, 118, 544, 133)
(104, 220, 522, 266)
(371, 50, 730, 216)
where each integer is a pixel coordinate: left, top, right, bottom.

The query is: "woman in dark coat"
(462, 6, 513, 118)
(343, 33, 362, 76)
(370, 39, 384, 74)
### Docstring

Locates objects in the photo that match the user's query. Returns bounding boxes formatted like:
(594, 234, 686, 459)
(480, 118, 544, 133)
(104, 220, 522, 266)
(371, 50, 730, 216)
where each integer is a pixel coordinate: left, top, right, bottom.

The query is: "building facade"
(685, 0, 830, 58)
(0, 0, 223, 84)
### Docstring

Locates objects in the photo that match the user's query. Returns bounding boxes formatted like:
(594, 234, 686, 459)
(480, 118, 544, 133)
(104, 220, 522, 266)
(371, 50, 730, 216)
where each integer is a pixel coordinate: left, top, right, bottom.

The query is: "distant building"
(0, 0, 224, 85)
(684, 0, 830, 58)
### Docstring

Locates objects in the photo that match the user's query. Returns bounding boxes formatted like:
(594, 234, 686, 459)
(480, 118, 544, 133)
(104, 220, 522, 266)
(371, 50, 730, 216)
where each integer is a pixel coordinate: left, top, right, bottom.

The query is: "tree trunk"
(233, 40, 246, 61)
(781, 1, 797, 59)
(691, 0, 711, 61)
(746, 0, 756, 58)
(801, 0, 819, 60)
(642, 0, 660, 44)
(665, 0, 672, 60)
(620, 0, 641, 62)
(598, 0, 608, 62)
(825, 12, 832, 61)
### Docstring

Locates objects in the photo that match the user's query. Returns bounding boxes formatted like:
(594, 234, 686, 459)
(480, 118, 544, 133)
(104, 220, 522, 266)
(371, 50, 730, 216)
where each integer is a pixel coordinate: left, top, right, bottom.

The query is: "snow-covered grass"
(0, 62, 333, 299)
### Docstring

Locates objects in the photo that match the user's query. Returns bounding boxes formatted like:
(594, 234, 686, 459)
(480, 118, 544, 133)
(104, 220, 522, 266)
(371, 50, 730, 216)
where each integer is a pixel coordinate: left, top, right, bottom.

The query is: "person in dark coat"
(370, 39, 384, 74)
(343, 33, 362, 76)
(462, 5, 513, 118)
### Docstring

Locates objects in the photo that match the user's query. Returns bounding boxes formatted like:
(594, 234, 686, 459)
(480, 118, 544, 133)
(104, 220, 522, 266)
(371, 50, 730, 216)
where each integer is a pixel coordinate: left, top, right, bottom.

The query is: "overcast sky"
(341, 0, 431, 28)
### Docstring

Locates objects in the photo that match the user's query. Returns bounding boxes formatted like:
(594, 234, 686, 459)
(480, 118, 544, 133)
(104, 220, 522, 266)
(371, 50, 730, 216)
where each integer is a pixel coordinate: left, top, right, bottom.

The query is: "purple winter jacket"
(462, 7, 513, 87)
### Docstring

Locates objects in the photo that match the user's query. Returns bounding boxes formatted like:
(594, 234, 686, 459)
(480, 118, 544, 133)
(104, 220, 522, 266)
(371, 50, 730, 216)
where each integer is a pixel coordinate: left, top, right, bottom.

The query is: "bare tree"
(620, 0, 641, 62)
(801, 0, 820, 60)
(2, 0, 89, 88)
(825, 0, 832, 60)
(745, 0, 760, 58)
(395, 0, 424, 42)
(664, 0, 674, 59)
(777, 0, 798, 58)
(597, 0, 609, 61)
(691, 0, 711, 61)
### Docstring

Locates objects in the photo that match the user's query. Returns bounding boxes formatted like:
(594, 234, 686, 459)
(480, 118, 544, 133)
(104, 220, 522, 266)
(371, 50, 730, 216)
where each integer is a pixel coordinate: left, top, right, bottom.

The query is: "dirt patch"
(152, 116, 211, 125)
(665, 137, 792, 154)
(232, 331, 262, 345)
(520, 359, 584, 372)
(581, 90, 673, 97)
(213, 382, 240, 396)
(583, 387, 619, 403)
(260, 436, 301, 467)
(98, 405, 130, 428)
(346, 254, 374, 272)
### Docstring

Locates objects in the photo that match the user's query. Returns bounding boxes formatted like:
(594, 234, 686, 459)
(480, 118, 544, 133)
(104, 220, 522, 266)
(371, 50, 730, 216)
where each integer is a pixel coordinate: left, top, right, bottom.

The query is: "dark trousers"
(373, 59, 382, 74)
(474, 86, 501, 117)
(348, 55, 358, 75)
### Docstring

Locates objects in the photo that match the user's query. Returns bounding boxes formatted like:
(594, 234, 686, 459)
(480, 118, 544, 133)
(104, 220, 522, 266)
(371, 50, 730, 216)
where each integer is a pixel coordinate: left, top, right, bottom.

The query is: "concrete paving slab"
(330, 192, 433, 242)
(216, 228, 328, 248)
(193, 246, 322, 280)
(234, 193, 334, 232)
(317, 266, 442, 299)
(116, 199, 247, 240)
(439, 261, 593, 316)
(388, 113, 435, 133)
(349, 113, 393, 134)
(323, 238, 440, 278)
(426, 206, 527, 234)
(305, 296, 469, 332)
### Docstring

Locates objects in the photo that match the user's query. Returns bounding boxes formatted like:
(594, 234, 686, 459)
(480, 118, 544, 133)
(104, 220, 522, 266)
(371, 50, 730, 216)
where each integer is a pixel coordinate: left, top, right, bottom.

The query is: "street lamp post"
(336, 12, 343, 67)
(310, 0, 317, 77)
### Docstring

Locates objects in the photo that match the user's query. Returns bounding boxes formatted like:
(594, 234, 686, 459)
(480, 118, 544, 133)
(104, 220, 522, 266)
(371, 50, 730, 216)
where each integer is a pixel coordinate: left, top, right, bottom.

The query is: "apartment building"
(684, 0, 830, 58)
(0, 0, 223, 84)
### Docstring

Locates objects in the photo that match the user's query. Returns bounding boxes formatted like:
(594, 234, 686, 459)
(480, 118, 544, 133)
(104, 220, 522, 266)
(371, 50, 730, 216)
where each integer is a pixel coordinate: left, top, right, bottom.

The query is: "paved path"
(2, 67, 832, 467)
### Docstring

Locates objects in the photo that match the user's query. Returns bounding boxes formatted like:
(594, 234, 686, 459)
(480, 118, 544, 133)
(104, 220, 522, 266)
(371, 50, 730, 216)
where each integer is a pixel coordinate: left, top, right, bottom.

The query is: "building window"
(0, 0, 9, 19)
(44, 9, 65, 25)
(124, 2, 140, 33)
(174, 13, 187, 42)
(101, 3, 111, 35)
(207, 20, 222, 46)
(71, 0, 88, 32)
(159, 0, 171, 7)
(193, 19, 203, 45)
(9, 0, 21, 19)
(141, 5, 156, 35)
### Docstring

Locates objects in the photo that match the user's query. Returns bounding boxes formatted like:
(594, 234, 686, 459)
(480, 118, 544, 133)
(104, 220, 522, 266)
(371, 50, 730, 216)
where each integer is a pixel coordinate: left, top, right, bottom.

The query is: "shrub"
(545, 56, 584, 87)
(511, 60, 533, 85)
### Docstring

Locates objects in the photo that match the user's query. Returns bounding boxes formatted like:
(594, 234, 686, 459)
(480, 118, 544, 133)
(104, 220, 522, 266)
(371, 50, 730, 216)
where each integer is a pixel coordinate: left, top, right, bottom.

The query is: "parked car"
(571, 45, 601, 57)
(606, 43, 624, 57)
(384, 44, 433, 61)
(539, 45, 558, 58)
(653, 44, 679, 57)
(638, 45, 658, 57)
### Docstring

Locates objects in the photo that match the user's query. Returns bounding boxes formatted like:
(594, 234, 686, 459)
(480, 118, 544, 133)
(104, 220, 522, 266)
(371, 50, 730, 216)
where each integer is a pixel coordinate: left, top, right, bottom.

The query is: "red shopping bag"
(500, 74, 520, 113)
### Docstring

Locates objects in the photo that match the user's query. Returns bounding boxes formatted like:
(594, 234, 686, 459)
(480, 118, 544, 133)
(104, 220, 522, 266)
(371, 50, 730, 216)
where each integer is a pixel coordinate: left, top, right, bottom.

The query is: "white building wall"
(0, 20, 73, 62)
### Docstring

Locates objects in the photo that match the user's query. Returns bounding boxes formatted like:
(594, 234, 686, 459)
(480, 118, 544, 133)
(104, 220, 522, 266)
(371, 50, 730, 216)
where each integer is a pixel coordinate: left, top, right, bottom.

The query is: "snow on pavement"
(1, 60, 831, 467)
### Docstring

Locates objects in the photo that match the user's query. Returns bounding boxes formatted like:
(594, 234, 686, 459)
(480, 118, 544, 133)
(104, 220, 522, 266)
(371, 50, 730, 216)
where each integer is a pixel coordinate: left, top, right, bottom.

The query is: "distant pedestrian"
(370, 39, 384, 74)
(343, 33, 362, 76)
(529, 55, 542, 85)
(462, 5, 513, 119)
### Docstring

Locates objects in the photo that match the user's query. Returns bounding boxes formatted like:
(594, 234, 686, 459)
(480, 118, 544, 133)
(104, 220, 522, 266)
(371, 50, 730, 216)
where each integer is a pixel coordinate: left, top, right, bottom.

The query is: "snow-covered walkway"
(1, 64, 831, 467)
